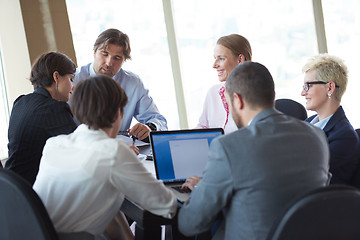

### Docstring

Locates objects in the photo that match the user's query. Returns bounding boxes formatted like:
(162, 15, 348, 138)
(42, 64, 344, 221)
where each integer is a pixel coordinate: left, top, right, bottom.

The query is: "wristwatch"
(146, 122, 157, 131)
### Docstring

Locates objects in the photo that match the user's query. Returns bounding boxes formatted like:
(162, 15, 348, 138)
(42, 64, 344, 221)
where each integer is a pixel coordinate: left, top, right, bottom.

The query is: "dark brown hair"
(93, 28, 131, 60)
(71, 75, 128, 130)
(226, 61, 275, 109)
(30, 51, 76, 89)
(217, 34, 252, 61)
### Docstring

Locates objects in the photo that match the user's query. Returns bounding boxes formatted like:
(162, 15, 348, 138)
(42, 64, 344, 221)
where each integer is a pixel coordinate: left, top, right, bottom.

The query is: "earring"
(55, 82, 59, 100)
(328, 93, 331, 99)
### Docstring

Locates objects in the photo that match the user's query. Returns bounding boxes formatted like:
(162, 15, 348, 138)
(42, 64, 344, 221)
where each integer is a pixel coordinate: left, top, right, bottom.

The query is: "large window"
(0, 44, 10, 160)
(322, 0, 360, 128)
(171, 0, 316, 127)
(66, 0, 360, 130)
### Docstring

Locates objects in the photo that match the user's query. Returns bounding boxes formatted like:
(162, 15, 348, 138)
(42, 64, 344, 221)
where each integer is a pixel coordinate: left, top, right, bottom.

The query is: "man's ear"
(233, 93, 245, 110)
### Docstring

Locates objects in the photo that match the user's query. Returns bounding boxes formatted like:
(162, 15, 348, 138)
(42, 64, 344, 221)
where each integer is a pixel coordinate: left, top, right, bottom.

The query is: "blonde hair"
(217, 34, 252, 61)
(302, 54, 348, 101)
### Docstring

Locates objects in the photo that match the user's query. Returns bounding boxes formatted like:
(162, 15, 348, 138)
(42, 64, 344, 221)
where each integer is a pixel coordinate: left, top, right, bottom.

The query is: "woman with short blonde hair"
(301, 53, 359, 185)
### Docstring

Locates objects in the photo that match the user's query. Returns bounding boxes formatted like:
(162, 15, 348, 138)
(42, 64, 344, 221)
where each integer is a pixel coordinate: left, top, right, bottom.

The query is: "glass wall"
(322, 0, 360, 129)
(172, 0, 316, 127)
(66, 0, 360, 130)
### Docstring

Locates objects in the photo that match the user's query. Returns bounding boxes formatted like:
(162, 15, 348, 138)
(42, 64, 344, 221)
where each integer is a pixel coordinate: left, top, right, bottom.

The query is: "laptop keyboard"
(171, 186, 191, 193)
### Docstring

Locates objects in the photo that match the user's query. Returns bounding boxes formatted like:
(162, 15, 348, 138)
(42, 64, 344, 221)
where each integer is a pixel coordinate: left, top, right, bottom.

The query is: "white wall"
(0, 0, 32, 106)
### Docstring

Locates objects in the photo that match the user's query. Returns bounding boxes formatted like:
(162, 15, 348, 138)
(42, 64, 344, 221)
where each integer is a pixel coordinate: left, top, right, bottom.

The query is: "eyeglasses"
(302, 81, 339, 92)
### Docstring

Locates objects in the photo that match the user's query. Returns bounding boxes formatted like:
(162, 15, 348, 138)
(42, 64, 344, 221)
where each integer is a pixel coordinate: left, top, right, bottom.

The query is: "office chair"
(275, 98, 307, 120)
(0, 169, 59, 240)
(350, 128, 360, 189)
(266, 185, 360, 240)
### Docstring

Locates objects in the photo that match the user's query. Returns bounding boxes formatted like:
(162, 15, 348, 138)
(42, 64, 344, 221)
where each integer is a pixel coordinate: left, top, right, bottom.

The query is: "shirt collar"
(89, 63, 97, 76)
(89, 63, 121, 78)
(34, 88, 52, 98)
(310, 114, 333, 130)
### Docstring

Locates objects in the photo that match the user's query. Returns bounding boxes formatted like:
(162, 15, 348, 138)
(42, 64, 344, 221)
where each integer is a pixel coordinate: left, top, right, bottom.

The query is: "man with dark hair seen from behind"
(74, 28, 166, 140)
(178, 62, 330, 239)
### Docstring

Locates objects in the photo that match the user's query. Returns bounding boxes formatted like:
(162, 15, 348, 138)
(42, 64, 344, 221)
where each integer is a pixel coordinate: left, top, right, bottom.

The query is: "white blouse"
(196, 83, 238, 134)
(33, 124, 177, 235)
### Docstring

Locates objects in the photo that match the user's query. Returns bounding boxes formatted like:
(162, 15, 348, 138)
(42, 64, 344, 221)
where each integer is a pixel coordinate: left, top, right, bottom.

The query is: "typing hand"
(181, 176, 202, 191)
(128, 123, 151, 141)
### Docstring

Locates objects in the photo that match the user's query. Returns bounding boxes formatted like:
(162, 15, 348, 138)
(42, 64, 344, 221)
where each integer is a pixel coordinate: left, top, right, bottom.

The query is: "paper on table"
(116, 135, 149, 147)
(137, 154, 147, 161)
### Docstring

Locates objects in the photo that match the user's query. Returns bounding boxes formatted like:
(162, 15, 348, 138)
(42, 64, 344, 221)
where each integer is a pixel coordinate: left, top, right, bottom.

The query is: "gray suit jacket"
(178, 108, 330, 240)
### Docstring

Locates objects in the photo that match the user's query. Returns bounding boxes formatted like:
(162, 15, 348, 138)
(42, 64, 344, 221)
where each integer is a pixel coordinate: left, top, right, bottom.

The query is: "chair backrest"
(0, 169, 59, 240)
(266, 185, 360, 240)
(275, 98, 307, 120)
(0, 157, 5, 168)
(350, 129, 360, 188)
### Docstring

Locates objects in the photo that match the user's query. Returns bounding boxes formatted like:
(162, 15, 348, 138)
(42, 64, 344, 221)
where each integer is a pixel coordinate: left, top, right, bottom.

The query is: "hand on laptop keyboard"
(172, 186, 191, 193)
(181, 176, 202, 191)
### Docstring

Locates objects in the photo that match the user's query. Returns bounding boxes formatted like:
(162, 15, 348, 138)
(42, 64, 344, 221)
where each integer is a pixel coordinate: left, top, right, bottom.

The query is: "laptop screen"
(150, 128, 224, 183)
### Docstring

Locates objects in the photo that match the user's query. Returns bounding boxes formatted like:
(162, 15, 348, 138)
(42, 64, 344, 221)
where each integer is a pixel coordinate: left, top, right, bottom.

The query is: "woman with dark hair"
(6, 51, 77, 185)
(33, 75, 177, 239)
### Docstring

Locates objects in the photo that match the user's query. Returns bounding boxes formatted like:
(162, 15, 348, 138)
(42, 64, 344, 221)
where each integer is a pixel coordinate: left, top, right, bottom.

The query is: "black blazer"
(306, 106, 360, 184)
(6, 88, 77, 185)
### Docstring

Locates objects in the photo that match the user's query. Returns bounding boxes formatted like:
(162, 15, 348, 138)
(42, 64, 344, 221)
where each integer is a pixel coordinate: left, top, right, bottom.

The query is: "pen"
(131, 135, 137, 146)
(118, 130, 137, 145)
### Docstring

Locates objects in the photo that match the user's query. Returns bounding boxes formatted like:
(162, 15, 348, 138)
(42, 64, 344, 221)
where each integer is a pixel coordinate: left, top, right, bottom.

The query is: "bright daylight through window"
(322, 0, 360, 128)
(66, 0, 360, 129)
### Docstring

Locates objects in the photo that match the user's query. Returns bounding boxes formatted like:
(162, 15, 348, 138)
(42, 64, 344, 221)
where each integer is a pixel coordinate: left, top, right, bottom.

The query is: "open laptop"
(149, 128, 224, 202)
